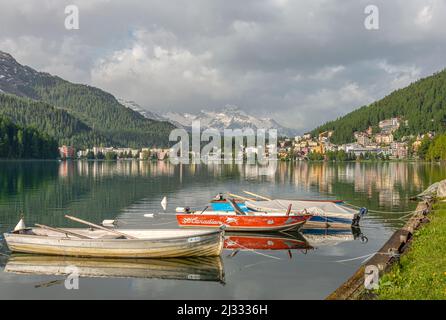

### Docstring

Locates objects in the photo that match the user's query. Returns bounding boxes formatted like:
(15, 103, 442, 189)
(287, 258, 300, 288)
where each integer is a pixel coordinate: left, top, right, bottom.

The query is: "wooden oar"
(286, 204, 292, 216)
(64, 215, 138, 240)
(242, 190, 272, 201)
(35, 224, 92, 239)
(227, 193, 252, 201)
(227, 199, 246, 215)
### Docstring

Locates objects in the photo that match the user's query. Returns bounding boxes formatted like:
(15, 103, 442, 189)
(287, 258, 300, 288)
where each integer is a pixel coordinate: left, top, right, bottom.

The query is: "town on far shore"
(277, 117, 434, 161)
(58, 117, 434, 162)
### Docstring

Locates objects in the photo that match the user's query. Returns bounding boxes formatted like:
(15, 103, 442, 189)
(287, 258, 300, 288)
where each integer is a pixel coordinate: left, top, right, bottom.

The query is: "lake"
(0, 160, 445, 299)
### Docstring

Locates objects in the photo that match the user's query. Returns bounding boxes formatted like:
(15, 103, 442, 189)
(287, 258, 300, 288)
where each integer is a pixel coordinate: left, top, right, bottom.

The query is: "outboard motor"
(351, 207, 368, 227)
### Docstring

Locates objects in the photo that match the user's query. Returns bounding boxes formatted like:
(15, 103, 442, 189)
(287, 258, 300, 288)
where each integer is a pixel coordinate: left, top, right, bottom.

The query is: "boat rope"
(343, 201, 415, 214)
(226, 240, 282, 260)
(335, 250, 401, 264)
(335, 253, 375, 263)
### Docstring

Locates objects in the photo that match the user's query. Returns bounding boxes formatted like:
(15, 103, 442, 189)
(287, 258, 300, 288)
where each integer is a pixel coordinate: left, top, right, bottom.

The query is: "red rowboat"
(176, 212, 312, 232)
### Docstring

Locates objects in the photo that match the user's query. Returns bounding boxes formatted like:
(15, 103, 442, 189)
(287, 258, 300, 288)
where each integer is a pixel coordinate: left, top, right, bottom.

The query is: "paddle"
(35, 223, 92, 239)
(227, 193, 253, 201)
(64, 215, 138, 239)
(242, 190, 272, 201)
(227, 199, 246, 215)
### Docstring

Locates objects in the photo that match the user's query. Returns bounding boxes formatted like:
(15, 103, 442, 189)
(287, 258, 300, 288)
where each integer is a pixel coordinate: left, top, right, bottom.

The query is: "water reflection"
(1, 161, 446, 233)
(4, 254, 225, 284)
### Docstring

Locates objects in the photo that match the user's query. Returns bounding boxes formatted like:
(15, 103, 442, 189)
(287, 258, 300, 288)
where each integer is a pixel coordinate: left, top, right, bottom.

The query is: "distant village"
(59, 117, 433, 161)
(59, 146, 170, 161)
(277, 117, 434, 161)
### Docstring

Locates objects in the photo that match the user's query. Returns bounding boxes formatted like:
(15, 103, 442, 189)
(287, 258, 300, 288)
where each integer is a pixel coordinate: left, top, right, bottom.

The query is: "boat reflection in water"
(300, 227, 367, 248)
(4, 254, 225, 284)
(224, 232, 312, 259)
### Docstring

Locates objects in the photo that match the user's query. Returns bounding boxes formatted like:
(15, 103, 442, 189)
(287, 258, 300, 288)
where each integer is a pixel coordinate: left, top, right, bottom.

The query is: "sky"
(1, 0, 446, 133)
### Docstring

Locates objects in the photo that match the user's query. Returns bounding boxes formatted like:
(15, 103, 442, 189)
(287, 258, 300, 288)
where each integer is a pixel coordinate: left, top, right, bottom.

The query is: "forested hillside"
(0, 115, 58, 159)
(0, 51, 175, 148)
(311, 69, 446, 144)
(0, 93, 110, 147)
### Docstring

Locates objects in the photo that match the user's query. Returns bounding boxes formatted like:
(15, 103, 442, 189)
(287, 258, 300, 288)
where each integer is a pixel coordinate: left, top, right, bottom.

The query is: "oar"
(227, 193, 252, 201)
(242, 190, 272, 201)
(64, 215, 138, 239)
(35, 223, 92, 239)
(227, 199, 246, 215)
(286, 204, 292, 216)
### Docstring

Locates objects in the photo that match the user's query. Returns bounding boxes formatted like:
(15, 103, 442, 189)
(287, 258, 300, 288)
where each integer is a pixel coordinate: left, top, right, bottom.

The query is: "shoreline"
(326, 198, 434, 300)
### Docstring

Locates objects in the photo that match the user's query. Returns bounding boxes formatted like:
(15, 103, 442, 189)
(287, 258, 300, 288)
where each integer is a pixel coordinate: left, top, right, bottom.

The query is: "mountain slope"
(162, 105, 297, 136)
(0, 93, 110, 147)
(117, 99, 167, 122)
(311, 69, 446, 144)
(0, 51, 175, 148)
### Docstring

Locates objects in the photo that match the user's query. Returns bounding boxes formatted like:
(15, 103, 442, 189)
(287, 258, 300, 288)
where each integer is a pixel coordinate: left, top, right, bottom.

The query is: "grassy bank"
(376, 201, 446, 299)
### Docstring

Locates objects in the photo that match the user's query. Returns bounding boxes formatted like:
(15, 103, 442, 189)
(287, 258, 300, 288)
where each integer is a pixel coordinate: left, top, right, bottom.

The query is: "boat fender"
(13, 218, 26, 232)
(359, 207, 368, 216)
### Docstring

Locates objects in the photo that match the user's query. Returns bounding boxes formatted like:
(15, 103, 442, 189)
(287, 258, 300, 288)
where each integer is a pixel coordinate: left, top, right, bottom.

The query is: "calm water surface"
(0, 160, 445, 299)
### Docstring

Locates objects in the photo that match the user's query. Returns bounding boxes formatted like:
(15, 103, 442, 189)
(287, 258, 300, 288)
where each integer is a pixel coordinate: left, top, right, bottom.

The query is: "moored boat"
(208, 193, 367, 229)
(4, 219, 224, 258)
(176, 207, 312, 232)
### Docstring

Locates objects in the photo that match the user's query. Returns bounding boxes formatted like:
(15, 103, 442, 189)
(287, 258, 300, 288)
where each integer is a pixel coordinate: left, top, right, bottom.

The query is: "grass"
(375, 201, 446, 299)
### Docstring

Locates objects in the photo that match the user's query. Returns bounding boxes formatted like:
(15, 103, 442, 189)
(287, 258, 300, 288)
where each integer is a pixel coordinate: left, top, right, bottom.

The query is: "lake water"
(0, 160, 444, 299)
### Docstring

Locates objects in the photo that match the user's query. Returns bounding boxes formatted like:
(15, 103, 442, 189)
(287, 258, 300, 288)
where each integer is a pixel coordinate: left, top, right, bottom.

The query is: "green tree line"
(311, 70, 446, 144)
(0, 116, 59, 159)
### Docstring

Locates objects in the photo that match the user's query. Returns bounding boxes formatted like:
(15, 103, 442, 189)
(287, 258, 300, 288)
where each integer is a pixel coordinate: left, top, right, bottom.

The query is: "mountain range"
(119, 100, 297, 137)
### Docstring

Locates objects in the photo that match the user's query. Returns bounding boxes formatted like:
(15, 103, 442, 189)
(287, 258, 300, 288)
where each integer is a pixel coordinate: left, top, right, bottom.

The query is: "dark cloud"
(1, 0, 445, 132)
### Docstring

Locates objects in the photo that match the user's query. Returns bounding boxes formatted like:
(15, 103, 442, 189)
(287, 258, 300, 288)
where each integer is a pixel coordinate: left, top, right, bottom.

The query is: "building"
(390, 142, 408, 158)
(379, 118, 400, 133)
(59, 145, 75, 159)
(375, 133, 394, 145)
(356, 133, 371, 146)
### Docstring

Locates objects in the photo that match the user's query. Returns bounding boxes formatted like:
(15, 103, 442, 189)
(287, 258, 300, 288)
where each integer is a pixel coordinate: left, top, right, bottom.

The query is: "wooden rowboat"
(4, 228, 224, 258)
(5, 254, 225, 283)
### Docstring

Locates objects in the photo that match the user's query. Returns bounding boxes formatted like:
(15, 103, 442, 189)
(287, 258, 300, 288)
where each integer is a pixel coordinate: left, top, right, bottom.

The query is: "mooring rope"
(343, 201, 415, 215)
(225, 240, 282, 260)
(335, 250, 401, 264)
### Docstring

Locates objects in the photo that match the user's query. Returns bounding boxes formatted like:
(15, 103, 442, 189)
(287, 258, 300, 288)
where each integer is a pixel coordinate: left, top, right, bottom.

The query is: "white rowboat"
(4, 228, 224, 258)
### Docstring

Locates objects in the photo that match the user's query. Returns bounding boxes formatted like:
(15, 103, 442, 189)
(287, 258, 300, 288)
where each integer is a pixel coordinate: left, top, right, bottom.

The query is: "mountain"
(117, 99, 167, 122)
(0, 93, 110, 147)
(0, 51, 175, 148)
(311, 69, 446, 144)
(162, 105, 297, 137)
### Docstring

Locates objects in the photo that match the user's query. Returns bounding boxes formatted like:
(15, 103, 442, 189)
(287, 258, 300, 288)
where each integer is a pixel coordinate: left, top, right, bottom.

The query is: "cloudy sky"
(1, 0, 445, 132)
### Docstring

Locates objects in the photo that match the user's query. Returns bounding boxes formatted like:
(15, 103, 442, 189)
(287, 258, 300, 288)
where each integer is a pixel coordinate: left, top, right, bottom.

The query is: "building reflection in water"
(56, 160, 446, 209)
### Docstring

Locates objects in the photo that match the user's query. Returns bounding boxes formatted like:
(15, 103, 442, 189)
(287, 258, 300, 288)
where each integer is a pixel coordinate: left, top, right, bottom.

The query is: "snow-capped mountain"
(119, 100, 296, 136)
(163, 105, 297, 137)
(117, 99, 167, 122)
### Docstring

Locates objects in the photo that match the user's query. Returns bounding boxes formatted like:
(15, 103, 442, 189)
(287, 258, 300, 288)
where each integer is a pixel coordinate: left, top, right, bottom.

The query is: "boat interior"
(11, 228, 218, 240)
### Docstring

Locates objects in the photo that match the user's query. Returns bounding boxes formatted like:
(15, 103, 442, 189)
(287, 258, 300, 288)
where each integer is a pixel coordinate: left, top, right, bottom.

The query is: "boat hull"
(176, 214, 311, 232)
(3, 228, 224, 258)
